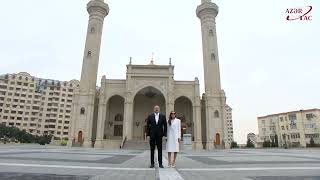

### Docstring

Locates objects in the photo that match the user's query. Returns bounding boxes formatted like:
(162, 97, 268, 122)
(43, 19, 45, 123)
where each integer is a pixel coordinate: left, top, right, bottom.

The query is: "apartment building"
(226, 105, 234, 144)
(258, 108, 320, 147)
(0, 72, 79, 140)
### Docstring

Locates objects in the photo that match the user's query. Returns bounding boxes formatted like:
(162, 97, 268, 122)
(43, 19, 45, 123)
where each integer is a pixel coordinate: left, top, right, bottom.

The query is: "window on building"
(214, 110, 219, 118)
(80, 107, 85, 115)
(306, 113, 314, 120)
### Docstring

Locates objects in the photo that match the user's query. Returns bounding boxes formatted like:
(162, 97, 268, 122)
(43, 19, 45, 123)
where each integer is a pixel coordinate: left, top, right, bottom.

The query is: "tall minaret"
(197, 0, 227, 149)
(69, 0, 109, 148)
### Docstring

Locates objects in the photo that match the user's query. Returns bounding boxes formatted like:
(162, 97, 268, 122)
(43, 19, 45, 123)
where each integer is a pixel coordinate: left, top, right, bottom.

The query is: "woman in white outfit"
(166, 111, 181, 167)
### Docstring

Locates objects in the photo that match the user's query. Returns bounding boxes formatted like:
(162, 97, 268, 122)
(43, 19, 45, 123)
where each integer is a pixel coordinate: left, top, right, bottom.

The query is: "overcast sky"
(0, 0, 319, 143)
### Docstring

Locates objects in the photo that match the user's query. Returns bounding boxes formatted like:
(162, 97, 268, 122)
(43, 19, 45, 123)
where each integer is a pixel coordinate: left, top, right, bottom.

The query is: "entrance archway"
(133, 86, 166, 140)
(174, 96, 193, 140)
(105, 95, 124, 139)
(78, 131, 83, 144)
(215, 133, 221, 145)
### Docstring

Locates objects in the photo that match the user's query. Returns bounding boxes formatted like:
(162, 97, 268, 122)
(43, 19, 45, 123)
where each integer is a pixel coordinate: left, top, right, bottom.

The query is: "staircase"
(123, 139, 166, 150)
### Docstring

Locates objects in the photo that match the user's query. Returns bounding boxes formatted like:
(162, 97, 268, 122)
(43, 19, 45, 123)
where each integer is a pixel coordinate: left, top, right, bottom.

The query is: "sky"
(0, 0, 319, 144)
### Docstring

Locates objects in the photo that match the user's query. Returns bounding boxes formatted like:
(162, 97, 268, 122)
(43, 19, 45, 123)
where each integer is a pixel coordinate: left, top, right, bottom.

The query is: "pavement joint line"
(160, 154, 184, 180)
(179, 167, 320, 171)
(0, 163, 153, 171)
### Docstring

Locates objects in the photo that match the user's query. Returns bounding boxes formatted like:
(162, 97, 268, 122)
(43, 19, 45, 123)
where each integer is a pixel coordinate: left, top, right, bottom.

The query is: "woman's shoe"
(172, 164, 176, 168)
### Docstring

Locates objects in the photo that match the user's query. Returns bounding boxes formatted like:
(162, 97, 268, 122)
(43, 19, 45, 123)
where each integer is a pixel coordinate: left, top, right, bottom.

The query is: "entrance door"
(114, 125, 123, 137)
(78, 131, 83, 144)
(215, 133, 220, 145)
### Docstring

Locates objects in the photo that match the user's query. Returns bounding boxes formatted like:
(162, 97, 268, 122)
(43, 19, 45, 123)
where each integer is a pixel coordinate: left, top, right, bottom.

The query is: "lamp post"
(135, 122, 140, 128)
(108, 121, 113, 127)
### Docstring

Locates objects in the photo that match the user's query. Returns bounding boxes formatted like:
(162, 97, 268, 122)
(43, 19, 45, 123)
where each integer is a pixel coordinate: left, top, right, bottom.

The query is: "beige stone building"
(258, 108, 320, 147)
(0, 72, 79, 140)
(68, 0, 229, 150)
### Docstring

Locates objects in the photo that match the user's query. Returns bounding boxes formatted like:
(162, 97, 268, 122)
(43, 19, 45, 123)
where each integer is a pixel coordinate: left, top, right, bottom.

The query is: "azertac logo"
(286, 6, 313, 21)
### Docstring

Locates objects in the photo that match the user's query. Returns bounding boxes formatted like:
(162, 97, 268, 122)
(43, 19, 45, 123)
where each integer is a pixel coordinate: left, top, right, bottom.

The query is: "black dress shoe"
(159, 164, 164, 168)
(149, 164, 154, 168)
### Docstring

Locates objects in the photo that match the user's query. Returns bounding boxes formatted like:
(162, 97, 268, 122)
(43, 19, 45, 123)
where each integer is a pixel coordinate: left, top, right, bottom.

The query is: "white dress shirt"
(154, 112, 159, 124)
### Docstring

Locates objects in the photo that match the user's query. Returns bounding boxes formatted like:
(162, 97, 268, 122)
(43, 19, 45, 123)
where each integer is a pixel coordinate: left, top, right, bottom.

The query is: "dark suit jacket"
(146, 113, 167, 139)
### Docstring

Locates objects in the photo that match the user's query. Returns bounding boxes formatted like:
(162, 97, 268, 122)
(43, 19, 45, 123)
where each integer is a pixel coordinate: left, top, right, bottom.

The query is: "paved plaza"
(0, 145, 319, 180)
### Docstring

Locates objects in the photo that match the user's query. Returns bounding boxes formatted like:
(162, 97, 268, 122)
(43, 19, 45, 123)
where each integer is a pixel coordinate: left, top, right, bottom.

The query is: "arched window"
(80, 107, 85, 115)
(19, 76, 22, 80)
(90, 27, 95, 33)
(209, 29, 214, 36)
(25, 77, 28, 81)
(214, 110, 219, 118)
(114, 113, 123, 121)
(211, 53, 215, 61)
(87, 51, 92, 57)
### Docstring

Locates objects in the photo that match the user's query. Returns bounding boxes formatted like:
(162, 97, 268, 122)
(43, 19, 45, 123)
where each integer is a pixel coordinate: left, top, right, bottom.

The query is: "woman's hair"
(168, 111, 176, 126)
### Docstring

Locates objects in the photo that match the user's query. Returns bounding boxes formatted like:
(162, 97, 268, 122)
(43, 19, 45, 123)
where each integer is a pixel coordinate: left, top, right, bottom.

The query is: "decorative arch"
(133, 86, 166, 139)
(214, 110, 219, 118)
(133, 84, 167, 103)
(174, 96, 193, 140)
(106, 94, 125, 103)
(105, 95, 125, 139)
(174, 95, 194, 106)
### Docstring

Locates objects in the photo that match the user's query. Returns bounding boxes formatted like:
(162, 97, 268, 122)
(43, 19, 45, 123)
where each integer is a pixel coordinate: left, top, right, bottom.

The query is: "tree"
(0, 124, 51, 145)
(246, 139, 255, 148)
(231, 141, 239, 149)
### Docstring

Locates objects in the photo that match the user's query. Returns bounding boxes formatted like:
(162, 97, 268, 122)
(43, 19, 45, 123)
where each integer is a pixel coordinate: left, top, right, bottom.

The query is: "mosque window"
(211, 53, 215, 61)
(87, 51, 92, 57)
(80, 107, 85, 115)
(209, 29, 213, 36)
(214, 110, 219, 118)
(90, 27, 95, 33)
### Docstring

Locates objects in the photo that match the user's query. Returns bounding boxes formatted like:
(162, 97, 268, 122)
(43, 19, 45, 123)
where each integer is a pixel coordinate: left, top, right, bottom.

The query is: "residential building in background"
(0, 72, 79, 140)
(257, 108, 320, 148)
(225, 105, 234, 146)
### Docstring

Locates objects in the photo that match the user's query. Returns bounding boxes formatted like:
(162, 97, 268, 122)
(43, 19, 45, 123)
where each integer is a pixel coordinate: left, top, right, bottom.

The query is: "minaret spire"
(196, 0, 227, 150)
(69, 0, 109, 148)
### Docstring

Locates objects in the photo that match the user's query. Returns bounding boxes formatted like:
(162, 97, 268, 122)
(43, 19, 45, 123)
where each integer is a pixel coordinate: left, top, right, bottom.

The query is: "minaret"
(197, 0, 227, 149)
(69, 0, 109, 148)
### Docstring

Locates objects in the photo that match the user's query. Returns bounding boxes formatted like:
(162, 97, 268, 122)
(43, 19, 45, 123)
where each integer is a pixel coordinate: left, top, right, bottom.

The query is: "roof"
(257, 108, 320, 119)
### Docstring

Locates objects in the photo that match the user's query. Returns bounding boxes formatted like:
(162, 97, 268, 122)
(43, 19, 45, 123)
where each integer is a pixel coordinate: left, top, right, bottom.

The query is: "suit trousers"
(150, 135, 163, 165)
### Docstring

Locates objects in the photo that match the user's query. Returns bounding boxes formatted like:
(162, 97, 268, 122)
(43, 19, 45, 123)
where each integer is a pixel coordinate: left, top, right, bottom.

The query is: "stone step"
(123, 140, 166, 150)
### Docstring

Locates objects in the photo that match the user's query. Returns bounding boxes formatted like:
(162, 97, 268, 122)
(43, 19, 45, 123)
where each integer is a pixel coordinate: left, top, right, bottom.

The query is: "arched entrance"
(174, 96, 193, 141)
(78, 131, 83, 144)
(105, 95, 124, 139)
(215, 133, 221, 145)
(133, 86, 166, 140)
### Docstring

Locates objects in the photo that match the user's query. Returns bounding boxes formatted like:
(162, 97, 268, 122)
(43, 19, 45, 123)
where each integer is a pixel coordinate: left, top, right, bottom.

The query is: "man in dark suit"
(146, 105, 167, 168)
